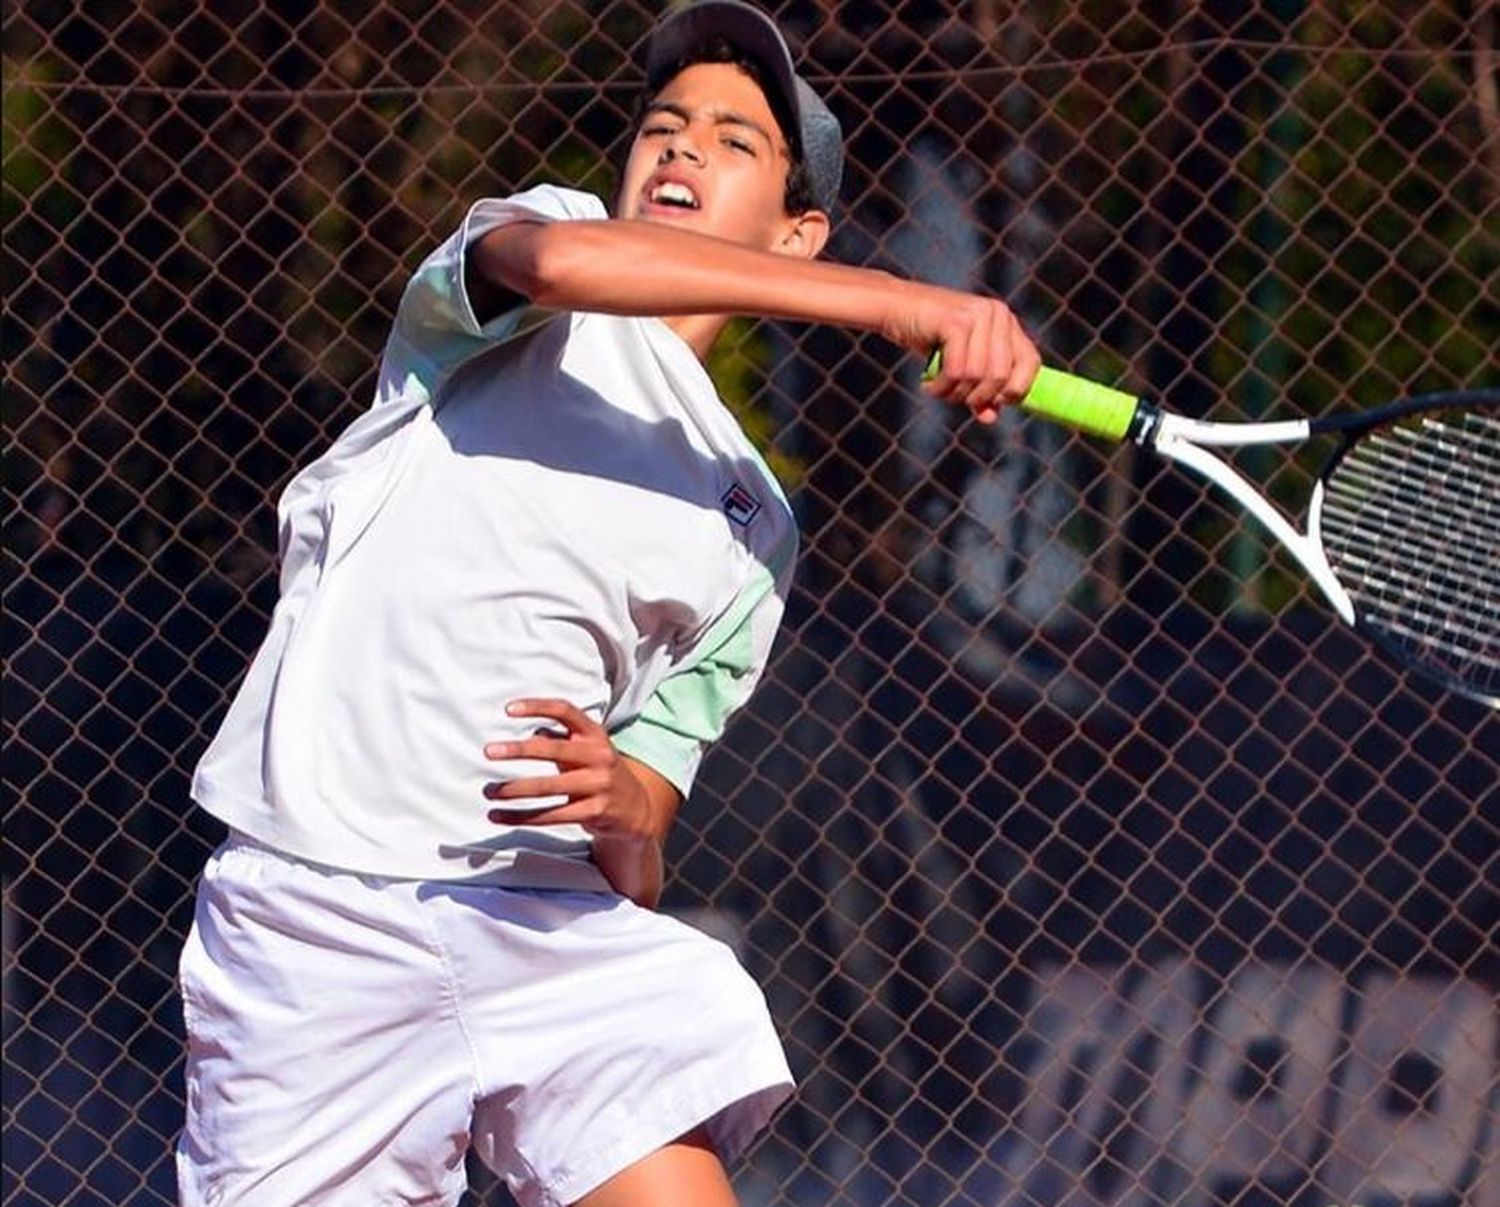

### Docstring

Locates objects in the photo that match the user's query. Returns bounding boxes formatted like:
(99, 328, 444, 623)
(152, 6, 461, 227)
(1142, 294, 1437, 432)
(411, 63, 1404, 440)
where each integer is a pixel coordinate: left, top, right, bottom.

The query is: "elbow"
(513, 223, 596, 309)
(471, 222, 577, 308)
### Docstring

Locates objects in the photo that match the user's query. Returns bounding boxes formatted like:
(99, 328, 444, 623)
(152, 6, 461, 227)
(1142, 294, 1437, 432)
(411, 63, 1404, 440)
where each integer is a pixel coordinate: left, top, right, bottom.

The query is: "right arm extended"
(468, 218, 1040, 422)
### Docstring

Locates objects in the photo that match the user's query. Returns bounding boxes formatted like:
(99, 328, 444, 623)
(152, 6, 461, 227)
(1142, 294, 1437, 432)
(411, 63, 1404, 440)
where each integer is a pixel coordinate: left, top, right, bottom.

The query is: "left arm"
(483, 700, 681, 908)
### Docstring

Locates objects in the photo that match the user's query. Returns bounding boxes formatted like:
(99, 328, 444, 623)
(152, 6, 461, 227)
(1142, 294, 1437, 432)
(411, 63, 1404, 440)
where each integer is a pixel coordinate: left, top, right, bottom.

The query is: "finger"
(923, 300, 979, 399)
(488, 797, 607, 828)
(929, 325, 974, 401)
(961, 369, 1008, 417)
(957, 305, 998, 402)
(962, 305, 1018, 411)
(505, 698, 599, 734)
(485, 768, 611, 802)
(1001, 312, 1040, 404)
(484, 735, 608, 765)
(489, 803, 589, 827)
(957, 313, 1004, 409)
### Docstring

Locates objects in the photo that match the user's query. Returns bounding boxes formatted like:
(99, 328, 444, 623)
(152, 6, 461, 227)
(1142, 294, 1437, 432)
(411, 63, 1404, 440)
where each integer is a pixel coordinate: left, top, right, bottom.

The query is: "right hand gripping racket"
(926, 355, 1500, 707)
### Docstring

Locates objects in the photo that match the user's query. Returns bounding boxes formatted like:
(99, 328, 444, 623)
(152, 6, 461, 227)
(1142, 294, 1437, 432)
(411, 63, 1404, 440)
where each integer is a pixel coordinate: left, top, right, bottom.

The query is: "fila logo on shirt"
(721, 482, 762, 527)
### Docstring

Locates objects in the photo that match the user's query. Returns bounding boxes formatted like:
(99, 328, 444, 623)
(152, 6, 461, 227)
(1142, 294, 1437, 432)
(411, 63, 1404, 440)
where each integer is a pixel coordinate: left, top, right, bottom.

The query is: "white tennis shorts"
(176, 835, 793, 1207)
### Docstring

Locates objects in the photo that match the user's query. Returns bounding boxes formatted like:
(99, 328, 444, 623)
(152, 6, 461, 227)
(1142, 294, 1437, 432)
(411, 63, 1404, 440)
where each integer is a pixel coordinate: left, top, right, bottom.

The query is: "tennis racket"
(925, 355, 1500, 707)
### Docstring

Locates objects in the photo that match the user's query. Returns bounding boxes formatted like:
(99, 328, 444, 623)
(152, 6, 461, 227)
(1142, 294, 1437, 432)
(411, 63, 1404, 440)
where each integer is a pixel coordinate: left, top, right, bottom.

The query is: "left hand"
(483, 698, 654, 839)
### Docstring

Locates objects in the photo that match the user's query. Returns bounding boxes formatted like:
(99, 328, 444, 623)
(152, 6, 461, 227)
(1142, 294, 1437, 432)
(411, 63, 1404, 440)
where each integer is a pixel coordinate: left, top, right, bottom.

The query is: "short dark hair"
(634, 36, 819, 217)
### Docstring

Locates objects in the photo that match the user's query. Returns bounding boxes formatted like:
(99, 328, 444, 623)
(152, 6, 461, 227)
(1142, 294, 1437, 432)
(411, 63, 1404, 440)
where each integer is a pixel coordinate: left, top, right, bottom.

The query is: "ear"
(771, 208, 831, 261)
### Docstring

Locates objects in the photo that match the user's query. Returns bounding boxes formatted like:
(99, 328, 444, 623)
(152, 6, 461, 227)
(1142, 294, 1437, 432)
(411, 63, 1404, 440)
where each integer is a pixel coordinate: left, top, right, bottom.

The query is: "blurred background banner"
(4, 3, 1497, 1205)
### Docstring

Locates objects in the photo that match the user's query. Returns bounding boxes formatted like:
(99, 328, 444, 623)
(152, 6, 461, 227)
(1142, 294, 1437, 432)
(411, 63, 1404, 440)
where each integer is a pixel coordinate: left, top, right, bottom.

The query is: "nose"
(660, 127, 705, 166)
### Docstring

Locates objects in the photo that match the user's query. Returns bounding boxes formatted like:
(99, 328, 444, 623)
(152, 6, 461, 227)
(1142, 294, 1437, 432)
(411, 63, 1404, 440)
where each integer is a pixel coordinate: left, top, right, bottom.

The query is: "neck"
(663, 313, 731, 361)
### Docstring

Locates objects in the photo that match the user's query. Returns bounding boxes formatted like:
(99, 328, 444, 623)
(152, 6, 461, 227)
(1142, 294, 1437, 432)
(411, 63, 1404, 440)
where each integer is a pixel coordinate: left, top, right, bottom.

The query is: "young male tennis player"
(177, 2, 1038, 1203)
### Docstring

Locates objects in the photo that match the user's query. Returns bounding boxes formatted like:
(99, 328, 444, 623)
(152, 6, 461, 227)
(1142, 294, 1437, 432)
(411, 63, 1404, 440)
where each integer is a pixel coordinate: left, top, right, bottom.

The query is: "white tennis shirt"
(192, 186, 797, 889)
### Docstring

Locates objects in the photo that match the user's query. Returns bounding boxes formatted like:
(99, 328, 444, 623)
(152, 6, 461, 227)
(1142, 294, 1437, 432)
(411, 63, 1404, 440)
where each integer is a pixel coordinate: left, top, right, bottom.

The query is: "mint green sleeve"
(371, 186, 607, 410)
(612, 537, 796, 799)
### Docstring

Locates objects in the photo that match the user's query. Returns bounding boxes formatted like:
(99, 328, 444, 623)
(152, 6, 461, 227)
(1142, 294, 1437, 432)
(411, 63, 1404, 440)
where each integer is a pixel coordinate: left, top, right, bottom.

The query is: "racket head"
(1311, 390, 1500, 707)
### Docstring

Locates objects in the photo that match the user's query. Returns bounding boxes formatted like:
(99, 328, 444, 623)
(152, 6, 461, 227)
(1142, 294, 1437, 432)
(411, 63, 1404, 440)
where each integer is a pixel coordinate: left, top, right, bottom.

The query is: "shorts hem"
(534, 1067, 793, 1207)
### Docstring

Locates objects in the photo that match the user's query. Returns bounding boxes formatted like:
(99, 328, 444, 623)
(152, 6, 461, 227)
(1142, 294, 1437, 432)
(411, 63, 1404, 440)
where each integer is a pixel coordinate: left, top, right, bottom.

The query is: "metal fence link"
(4, 3, 1496, 1205)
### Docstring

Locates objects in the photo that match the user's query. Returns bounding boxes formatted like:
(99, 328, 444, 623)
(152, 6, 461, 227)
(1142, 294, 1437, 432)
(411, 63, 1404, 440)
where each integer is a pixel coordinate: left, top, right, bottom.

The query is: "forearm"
(473, 219, 909, 336)
(592, 832, 666, 910)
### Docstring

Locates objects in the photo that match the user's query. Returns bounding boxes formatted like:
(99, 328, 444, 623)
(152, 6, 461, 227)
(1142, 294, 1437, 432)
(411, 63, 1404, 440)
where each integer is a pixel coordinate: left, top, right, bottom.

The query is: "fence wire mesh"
(4, 3, 1498, 1205)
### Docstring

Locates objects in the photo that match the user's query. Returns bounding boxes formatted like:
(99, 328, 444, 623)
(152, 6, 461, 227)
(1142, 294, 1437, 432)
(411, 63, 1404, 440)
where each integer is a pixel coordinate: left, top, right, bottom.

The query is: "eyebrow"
(642, 101, 781, 151)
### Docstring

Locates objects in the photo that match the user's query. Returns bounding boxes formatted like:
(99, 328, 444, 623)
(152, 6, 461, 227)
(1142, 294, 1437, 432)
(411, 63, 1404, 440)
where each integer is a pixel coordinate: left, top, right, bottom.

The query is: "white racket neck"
(1153, 412, 1313, 447)
(1147, 414, 1357, 624)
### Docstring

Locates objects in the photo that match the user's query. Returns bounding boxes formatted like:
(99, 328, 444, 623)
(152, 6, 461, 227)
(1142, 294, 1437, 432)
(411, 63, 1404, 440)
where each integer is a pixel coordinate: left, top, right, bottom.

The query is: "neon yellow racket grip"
(922, 353, 1141, 442)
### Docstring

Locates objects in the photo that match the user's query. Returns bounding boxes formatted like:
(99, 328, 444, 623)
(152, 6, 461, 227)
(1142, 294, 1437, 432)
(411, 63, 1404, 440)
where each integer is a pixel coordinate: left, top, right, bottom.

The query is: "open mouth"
(648, 181, 700, 210)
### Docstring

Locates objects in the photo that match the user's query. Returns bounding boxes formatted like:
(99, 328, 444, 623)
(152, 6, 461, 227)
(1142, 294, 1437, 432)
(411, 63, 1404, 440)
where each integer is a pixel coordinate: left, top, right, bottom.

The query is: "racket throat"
(1151, 427, 1358, 625)
(1128, 401, 1165, 445)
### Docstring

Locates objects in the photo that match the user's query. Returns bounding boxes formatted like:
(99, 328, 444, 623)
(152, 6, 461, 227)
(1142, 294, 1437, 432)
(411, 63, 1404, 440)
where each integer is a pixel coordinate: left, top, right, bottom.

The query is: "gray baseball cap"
(644, 0, 843, 214)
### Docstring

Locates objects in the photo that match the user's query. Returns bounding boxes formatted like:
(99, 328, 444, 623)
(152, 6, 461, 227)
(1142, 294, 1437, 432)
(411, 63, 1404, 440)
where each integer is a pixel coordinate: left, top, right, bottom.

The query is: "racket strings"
(1319, 405, 1500, 699)
(1322, 469, 1500, 596)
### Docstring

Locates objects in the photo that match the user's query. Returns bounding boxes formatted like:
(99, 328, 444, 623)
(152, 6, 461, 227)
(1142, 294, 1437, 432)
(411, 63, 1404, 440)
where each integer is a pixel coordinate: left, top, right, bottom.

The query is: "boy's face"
(617, 61, 812, 254)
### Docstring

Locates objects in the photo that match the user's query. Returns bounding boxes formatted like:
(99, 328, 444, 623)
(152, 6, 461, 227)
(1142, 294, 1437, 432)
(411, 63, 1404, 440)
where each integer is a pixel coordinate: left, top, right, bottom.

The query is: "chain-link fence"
(5, 3, 1498, 1205)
